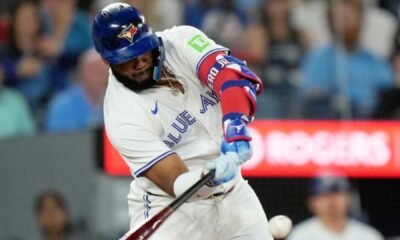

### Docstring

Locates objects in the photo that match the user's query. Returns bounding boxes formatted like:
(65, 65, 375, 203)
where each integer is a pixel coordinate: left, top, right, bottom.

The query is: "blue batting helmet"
(92, 3, 164, 78)
(308, 175, 351, 196)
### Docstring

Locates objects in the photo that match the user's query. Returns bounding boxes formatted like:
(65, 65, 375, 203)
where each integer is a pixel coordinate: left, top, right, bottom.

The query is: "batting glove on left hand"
(221, 114, 253, 164)
(205, 152, 240, 186)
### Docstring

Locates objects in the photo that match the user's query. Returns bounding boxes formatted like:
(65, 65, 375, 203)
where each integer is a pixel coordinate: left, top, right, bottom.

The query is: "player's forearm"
(145, 162, 218, 201)
(143, 153, 189, 197)
(215, 73, 252, 117)
(198, 52, 260, 162)
(198, 52, 262, 120)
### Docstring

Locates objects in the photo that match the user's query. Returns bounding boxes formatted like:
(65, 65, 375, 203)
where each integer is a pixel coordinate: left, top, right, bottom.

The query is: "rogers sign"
(242, 121, 400, 177)
(251, 130, 390, 167)
(104, 120, 400, 177)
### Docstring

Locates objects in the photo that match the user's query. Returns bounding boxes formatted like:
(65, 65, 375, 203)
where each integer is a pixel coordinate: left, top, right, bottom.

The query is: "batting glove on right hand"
(205, 152, 240, 186)
(221, 115, 253, 164)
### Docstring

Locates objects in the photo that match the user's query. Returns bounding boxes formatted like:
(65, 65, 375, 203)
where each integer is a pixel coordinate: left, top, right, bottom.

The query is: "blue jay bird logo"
(117, 24, 137, 43)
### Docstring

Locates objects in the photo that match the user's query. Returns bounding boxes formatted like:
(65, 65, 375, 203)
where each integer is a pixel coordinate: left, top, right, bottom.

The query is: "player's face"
(14, 1, 40, 39)
(37, 197, 68, 234)
(309, 192, 350, 221)
(331, 2, 362, 38)
(111, 51, 155, 91)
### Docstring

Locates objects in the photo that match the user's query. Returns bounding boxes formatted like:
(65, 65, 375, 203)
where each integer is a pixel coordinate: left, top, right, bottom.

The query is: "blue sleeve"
(374, 57, 394, 89)
(44, 93, 83, 132)
(44, 98, 65, 132)
(1, 56, 19, 86)
(300, 48, 333, 95)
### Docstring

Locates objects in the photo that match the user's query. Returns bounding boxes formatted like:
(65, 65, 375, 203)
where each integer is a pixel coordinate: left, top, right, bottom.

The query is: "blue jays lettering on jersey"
(163, 110, 197, 148)
(200, 90, 220, 114)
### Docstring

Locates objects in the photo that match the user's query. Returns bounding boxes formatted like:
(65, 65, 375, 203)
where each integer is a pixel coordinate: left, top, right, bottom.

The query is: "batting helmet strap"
(92, 3, 162, 66)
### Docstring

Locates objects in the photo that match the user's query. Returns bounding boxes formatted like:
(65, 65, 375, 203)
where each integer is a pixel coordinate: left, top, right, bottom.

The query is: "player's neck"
(45, 232, 64, 240)
(320, 216, 347, 234)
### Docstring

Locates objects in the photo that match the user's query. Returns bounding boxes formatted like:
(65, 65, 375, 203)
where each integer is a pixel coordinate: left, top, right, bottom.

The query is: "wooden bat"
(120, 169, 216, 240)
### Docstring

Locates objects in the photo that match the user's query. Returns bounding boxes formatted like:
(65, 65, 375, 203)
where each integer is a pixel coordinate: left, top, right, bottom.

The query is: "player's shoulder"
(157, 25, 202, 37)
(348, 219, 384, 240)
(156, 25, 209, 46)
(104, 73, 149, 117)
(287, 217, 320, 240)
(104, 76, 159, 142)
(357, 49, 391, 71)
(293, 217, 319, 229)
(305, 45, 335, 61)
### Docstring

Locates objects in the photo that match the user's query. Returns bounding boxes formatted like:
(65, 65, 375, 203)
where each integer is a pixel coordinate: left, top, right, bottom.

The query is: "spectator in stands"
(288, 174, 384, 240)
(379, 0, 400, 20)
(35, 191, 86, 240)
(183, 0, 207, 29)
(0, 12, 8, 48)
(38, 0, 93, 90)
(0, 0, 50, 122)
(243, 0, 307, 119)
(122, 0, 182, 31)
(201, 0, 246, 49)
(374, 29, 400, 119)
(293, 0, 397, 58)
(184, 0, 246, 49)
(300, 0, 393, 119)
(0, 65, 36, 140)
(45, 49, 108, 132)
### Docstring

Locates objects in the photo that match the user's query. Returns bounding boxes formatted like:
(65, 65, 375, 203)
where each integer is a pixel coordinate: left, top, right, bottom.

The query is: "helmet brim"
(101, 33, 160, 65)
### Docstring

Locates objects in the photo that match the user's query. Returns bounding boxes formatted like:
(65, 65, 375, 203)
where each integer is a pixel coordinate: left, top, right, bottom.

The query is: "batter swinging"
(92, 3, 273, 240)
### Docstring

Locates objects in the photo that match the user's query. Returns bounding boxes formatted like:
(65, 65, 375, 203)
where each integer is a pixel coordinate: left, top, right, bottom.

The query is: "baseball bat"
(120, 169, 216, 240)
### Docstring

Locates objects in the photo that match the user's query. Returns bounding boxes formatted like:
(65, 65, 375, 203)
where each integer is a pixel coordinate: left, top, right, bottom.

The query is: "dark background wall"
(0, 131, 132, 239)
(0, 132, 98, 239)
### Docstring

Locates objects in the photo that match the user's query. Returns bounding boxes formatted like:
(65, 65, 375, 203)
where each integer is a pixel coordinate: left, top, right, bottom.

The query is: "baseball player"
(92, 3, 272, 240)
(288, 175, 384, 240)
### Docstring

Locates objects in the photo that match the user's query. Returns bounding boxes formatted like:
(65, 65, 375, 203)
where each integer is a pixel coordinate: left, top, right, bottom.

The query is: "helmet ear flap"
(152, 37, 165, 81)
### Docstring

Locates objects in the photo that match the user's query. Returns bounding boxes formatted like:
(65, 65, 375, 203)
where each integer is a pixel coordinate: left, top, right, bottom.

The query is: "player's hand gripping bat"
(120, 169, 216, 240)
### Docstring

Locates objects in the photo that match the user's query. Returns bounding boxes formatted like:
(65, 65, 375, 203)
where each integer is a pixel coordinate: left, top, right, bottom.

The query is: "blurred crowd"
(1, 0, 400, 141)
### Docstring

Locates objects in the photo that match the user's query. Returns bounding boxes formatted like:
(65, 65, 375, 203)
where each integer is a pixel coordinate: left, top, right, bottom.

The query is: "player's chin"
(134, 74, 152, 85)
(136, 78, 155, 89)
(111, 67, 155, 92)
(127, 76, 155, 91)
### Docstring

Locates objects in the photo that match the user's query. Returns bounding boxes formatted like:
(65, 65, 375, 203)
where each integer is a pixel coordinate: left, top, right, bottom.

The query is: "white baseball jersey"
(104, 25, 238, 197)
(104, 25, 272, 240)
(288, 217, 384, 240)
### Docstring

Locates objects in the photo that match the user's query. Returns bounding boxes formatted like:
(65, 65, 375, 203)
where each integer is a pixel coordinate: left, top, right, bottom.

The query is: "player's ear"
(307, 197, 316, 214)
(102, 58, 110, 66)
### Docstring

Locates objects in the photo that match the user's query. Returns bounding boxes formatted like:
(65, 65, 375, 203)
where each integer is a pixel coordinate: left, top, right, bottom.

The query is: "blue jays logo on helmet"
(91, 2, 164, 75)
(117, 23, 138, 43)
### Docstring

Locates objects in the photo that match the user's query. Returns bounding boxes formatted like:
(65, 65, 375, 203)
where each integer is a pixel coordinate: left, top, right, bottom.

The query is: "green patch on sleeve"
(187, 34, 211, 53)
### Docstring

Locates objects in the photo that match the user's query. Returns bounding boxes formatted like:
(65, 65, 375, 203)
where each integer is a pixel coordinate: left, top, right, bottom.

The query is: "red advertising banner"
(104, 121, 400, 178)
(104, 129, 132, 176)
